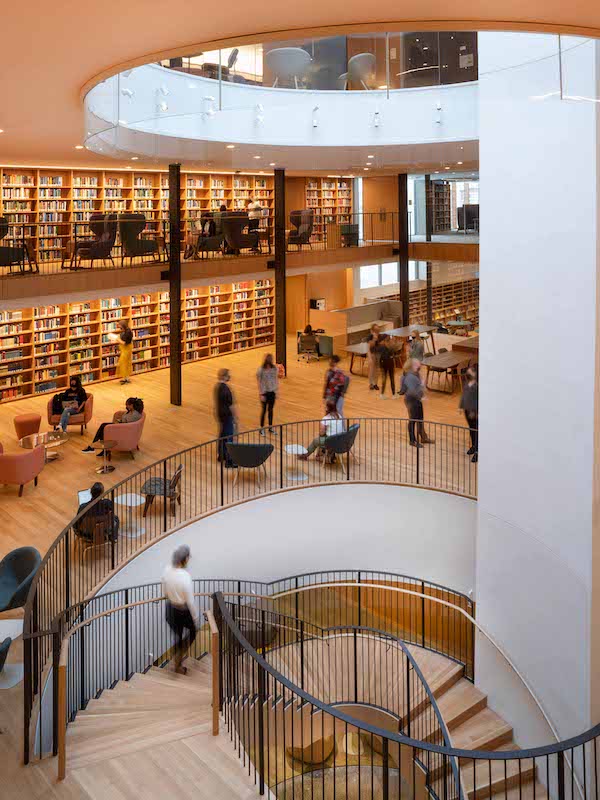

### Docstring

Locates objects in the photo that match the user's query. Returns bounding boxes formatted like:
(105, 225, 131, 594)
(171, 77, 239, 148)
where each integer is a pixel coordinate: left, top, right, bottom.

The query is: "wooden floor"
(0, 333, 469, 562)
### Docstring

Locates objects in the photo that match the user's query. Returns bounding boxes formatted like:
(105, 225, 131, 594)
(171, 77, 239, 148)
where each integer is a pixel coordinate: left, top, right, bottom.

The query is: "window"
(359, 264, 380, 288)
(381, 262, 399, 285)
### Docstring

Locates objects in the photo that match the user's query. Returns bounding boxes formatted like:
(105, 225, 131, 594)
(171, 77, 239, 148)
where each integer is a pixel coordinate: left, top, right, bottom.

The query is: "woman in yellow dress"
(115, 320, 133, 384)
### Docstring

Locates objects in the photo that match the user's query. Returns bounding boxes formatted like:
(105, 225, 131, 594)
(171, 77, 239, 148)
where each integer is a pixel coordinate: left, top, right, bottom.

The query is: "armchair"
(0, 217, 36, 274)
(0, 445, 44, 497)
(119, 213, 159, 265)
(102, 412, 146, 460)
(222, 212, 259, 255)
(47, 392, 93, 434)
(0, 546, 42, 612)
(288, 209, 314, 249)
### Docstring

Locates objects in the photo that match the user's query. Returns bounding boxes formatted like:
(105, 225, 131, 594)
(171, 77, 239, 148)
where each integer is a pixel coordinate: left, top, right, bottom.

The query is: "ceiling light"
(363, 167, 370, 171)
(445, 166, 450, 170)
(378, 85, 388, 90)
(253, 155, 261, 159)
(434, 170, 440, 174)
(269, 162, 276, 166)
(367, 155, 374, 158)
(75, 145, 84, 149)
(457, 161, 463, 165)
(259, 171, 264, 174)
(460, 146, 464, 150)
(226, 144, 235, 149)
(131, 157, 138, 161)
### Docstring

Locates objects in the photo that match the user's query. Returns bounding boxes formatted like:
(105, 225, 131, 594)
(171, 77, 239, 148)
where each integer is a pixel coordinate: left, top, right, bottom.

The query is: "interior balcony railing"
(0, 212, 406, 278)
(23, 416, 476, 763)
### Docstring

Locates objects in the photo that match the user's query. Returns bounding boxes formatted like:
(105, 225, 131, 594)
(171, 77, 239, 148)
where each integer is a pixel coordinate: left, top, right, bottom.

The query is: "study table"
(422, 351, 470, 393)
(344, 324, 438, 374)
(452, 336, 479, 355)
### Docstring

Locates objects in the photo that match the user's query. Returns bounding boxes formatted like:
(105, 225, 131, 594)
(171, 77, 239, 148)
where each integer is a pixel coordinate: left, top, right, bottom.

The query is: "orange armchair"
(104, 412, 146, 460)
(47, 392, 94, 435)
(0, 444, 44, 496)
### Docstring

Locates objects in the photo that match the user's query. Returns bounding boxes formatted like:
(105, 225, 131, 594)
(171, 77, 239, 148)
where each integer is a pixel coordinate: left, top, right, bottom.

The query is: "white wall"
(478, 32, 598, 738)
(100, 484, 477, 597)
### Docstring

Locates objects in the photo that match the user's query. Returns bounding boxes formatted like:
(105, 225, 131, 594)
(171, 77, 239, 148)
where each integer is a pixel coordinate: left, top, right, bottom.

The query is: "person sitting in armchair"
(74, 481, 119, 541)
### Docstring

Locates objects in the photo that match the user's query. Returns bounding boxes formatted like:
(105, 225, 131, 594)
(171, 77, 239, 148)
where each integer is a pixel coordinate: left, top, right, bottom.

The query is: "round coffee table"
(284, 443, 309, 482)
(114, 492, 146, 538)
(93, 439, 117, 475)
(19, 430, 68, 462)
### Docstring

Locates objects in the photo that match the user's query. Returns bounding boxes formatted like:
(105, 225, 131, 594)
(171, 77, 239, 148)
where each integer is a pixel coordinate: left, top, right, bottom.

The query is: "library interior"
(1, 11, 600, 800)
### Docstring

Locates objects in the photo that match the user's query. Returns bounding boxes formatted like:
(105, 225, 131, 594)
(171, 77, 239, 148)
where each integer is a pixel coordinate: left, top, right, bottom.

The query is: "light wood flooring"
(0, 333, 470, 562)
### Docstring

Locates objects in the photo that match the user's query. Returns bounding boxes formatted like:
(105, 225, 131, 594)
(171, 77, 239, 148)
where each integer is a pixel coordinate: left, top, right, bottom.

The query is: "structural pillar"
(397, 174, 409, 327)
(425, 174, 433, 242)
(274, 168, 287, 373)
(168, 163, 182, 406)
(426, 261, 433, 326)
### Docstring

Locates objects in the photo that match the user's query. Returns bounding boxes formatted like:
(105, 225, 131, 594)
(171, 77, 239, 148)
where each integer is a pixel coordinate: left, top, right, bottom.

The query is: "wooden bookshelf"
(0, 167, 276, 263)
(431, 181, 452, 233)
(409, 278, 479, 327)
(305, 177, 353, 243)
(0, 278, 275, 404)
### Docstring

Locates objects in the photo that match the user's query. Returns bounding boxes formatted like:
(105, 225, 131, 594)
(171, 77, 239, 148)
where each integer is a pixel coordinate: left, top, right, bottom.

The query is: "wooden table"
(344, 324, 437, 375)
(422, 351, 470, 393)
(452, 336, 479, 355)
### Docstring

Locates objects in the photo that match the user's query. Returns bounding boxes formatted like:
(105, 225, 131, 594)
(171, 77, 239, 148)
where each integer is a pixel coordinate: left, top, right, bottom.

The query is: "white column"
(477, 32, 600, 739)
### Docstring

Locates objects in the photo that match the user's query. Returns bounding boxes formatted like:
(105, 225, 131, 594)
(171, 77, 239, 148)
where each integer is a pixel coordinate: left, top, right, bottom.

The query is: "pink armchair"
(0, 444, 44, 496)
(47, 392, 94, 435)
(104, 412, 146, 460)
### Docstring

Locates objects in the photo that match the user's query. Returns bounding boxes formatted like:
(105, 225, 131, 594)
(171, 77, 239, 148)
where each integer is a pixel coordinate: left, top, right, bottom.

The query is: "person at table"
(460, 365, 478, 463)
(298, 398, 344, 461)
(82, 397, 144, 456)
(408, 330, 425, 361)
(74, 481, 119, 541)
(257, 352, 279, 435)
(366, 323, 381, 391)
(302, 324, 321, 358)
(399, 359, 434, 447)
(214, 368, 237, 468)
(163, 544, 198, 675)
(114, 320, 133, 385)
(377, 334, 398, 399)
(323, 355, 349, 415)
(53, 375, 87, 432)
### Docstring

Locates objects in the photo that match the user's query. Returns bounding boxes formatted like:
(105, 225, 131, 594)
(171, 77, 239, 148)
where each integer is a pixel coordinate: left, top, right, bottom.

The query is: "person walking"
(257, 353, 279, 435)
(214, 368, 237, 467)
(399, 358, 435, 447)
(114, 320, 133, 384)
(367, 323, 381, 391)
(163, 545, 198, 675)
(460, 365, 478, 462)
(323, 355, 349, 415)
(377, 334, 398, 399)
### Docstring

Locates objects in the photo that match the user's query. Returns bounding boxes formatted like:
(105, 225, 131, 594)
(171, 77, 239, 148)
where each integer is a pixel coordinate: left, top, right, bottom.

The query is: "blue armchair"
(0, 547, 41, 613)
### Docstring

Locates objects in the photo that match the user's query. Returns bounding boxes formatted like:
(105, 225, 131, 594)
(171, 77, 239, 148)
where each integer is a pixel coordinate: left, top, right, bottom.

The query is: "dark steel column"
(426, 260, 433, 326)
(168, 163, 182, 406)
(398, 174, 410, 327)
(425, 174, 433, 242)
(274, 168, 287, 373)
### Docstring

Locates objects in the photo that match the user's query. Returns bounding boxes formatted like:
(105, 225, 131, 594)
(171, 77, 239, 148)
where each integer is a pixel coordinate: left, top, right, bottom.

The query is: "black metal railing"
(22, 416, 476, 762)
(215, 592, 600, 800)
(0, 211, 406, 279)
(217, 594, 462, 799)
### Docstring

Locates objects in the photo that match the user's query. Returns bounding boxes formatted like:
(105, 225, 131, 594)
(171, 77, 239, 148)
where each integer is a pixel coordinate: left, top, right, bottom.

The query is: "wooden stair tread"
(433, 679, 488, 729)
(451, 708, 513, 751)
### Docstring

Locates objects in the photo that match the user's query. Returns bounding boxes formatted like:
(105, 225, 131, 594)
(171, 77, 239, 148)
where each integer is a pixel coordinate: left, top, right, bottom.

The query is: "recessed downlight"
(457, 161, 463, 165)
(367, 154, 374, 158)
(363, 167, 370, 171)
(269, 162, 276, 166)
(253, 155, 261, 159)
(226, 144, 235, 149)
(75, 144, 84, 149)
(131, 157, 138, 161)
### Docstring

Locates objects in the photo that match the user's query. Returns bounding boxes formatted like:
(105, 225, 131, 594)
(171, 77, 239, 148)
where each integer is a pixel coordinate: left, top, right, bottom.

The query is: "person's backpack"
(51, 394, 63, 415)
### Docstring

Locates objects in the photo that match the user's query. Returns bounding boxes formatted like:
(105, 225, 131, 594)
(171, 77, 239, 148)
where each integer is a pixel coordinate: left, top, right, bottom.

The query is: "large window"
(359, 261, 426, 289)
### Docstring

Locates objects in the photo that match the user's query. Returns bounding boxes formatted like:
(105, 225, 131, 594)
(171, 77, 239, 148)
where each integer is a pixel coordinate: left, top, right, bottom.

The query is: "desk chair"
(298, 333, 319, 362)
(266, 47, 312, 89)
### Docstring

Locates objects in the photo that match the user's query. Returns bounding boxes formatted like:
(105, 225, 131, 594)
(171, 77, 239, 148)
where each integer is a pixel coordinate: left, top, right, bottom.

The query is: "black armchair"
(0, 217, 36, 274)
(225, 442, 274, 488)
(221, 212, 259, 255)
(288, 209, 314, 249)
(322, 424, 360, 475)
(119, 213, 159, 265)
(72, 213, 118, 269)
(0, 638, 10, 674)
(0, 546, 41, 613)
(340, 223, 359, 247)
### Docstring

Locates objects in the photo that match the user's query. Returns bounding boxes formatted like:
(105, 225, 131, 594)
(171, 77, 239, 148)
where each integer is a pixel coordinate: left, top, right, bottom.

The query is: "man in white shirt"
(246, 198, 262, 253)
(163, 545, 198, 674)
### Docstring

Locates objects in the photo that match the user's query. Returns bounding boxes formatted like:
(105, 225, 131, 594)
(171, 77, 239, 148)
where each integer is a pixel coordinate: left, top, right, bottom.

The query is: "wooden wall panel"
(285, 274, 307, 333)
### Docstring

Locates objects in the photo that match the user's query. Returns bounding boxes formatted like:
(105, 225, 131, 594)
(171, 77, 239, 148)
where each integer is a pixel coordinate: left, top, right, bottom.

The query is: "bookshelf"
(0, 167, 276, 263)
(305, 177, 353, 243)
(430, 181, 452, 233)
(409, 278, 479, 327)
(0, 278, 275, 404)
